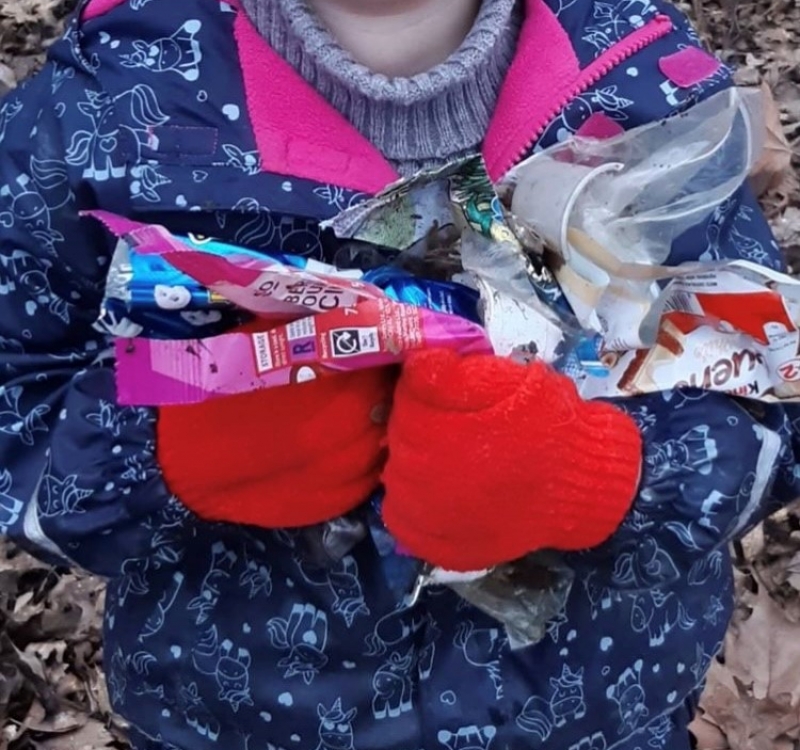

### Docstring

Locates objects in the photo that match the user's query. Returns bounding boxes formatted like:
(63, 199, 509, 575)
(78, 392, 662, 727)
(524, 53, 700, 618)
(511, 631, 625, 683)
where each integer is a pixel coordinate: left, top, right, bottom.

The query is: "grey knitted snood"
(240, 0, 522, 175)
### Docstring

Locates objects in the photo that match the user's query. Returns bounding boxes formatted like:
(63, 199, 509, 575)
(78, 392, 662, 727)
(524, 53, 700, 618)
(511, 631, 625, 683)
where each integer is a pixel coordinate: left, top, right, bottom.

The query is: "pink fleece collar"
(483, 0, 580, 180)
(232, 0, 579, 191)
(233, 10, 398, 195)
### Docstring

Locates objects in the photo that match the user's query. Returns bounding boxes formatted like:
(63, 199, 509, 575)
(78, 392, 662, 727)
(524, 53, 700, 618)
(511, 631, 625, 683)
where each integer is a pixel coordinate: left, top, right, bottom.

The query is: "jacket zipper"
(502, 13, 675, 176)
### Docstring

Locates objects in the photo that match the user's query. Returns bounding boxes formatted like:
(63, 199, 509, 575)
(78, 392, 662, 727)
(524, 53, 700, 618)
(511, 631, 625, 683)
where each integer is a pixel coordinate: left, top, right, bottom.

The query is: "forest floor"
(1, 0, 799, 748)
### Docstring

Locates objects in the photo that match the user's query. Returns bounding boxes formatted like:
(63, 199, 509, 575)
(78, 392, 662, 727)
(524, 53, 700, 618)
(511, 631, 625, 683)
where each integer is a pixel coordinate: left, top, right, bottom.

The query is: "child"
(0, 0, 796, 749)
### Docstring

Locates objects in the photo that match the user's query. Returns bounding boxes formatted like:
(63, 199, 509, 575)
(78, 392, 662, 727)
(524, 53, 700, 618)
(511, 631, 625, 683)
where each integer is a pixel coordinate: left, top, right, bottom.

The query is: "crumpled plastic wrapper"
(448, 553, 574, 649)
(362, 495, 572, 650)
(323, 155, 604, 381)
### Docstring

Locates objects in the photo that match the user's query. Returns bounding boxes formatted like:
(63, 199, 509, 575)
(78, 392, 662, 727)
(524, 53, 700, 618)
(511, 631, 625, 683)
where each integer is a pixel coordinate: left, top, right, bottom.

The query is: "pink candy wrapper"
(86, 210, 381, 317)
(115, 297, 492, 406)
(85, 210, 492, 406)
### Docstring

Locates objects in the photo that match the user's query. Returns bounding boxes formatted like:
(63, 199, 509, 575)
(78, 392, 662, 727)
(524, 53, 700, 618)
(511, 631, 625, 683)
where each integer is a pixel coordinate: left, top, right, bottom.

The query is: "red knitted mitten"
(157, 321, 396, 528)
(382, 349, 642, 571)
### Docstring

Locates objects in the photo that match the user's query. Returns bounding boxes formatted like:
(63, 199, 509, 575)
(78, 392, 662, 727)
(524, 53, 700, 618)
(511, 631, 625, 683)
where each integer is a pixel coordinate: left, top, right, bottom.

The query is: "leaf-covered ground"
(0, 1, 799, 748)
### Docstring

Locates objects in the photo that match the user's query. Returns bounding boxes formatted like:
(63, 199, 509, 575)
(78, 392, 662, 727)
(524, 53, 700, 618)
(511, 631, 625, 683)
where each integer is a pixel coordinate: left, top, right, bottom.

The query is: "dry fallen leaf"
(749, 82, 795, 198)
(0, 61, 16, 92)
(700, 667, 800, 750)
(25, 703, 88, 736)
(34, 716, 118, 750)
(725, 581, 800, 706)
(699, 559, 800, 750)
(737, 512, 800, 624)
(0, 541, 121, 750)
(689, 710, 730, 749)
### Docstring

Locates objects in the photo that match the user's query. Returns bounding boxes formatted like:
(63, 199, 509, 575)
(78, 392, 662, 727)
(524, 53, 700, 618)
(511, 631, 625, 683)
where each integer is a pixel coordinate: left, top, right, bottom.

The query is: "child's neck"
(307, 0, 482, 76)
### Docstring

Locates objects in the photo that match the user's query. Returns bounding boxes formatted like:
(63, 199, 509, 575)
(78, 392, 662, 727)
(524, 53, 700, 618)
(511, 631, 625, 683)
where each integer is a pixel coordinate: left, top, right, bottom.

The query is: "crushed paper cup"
(506, 87, 765, 337)
(510, 157, 622, 331)
(511, 157, 623, 276)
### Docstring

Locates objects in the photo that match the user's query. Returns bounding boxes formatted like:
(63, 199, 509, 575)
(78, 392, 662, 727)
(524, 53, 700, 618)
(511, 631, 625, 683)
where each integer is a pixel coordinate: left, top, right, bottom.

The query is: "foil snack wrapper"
(321, 157, 603, 380)
(90, 212, 382, 323)
(363, 267, 481, 323)
(448, 553, 575, 650)
(94, 215, 483, 340)
(365, 496, 573, 649)
(97, 237, 245, 340)
(95, 232, 357, 339)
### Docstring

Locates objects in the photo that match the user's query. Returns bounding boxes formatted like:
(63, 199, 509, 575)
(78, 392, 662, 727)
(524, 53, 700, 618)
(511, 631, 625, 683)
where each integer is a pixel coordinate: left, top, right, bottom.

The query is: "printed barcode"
(287, 317, 317, 341)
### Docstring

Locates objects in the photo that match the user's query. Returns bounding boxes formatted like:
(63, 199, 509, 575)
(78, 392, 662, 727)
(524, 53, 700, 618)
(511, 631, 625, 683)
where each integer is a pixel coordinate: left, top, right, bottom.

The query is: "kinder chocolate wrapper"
(584, 317, 774, 400)
(578, 261, 800, 402)
(470, 243, 800, 403)
(114, 297, 492, 406)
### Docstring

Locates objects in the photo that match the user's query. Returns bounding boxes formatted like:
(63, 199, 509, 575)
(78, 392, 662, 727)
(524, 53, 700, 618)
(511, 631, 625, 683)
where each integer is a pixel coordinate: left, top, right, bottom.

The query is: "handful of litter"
(91, 85, 791, 646)
(92, 87, 792, 409)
